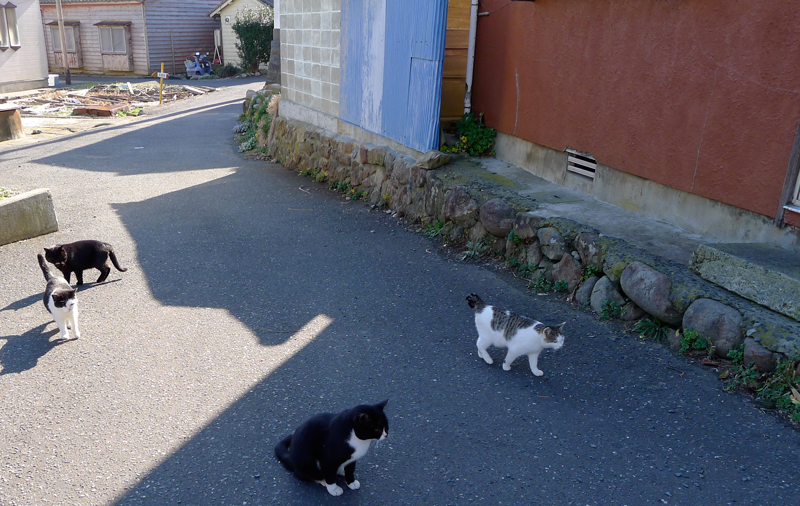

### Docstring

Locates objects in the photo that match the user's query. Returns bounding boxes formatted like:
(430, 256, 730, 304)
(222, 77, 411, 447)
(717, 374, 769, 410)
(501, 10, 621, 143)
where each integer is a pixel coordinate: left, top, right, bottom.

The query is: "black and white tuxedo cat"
(38, 253, 80, 340)
(275, 400, 389, 496)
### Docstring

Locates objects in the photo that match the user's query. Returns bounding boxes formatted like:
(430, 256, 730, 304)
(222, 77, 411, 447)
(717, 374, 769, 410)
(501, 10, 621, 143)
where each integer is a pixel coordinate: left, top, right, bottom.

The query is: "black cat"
(44, 240, 128, 285)
(275, 400, 389, 496)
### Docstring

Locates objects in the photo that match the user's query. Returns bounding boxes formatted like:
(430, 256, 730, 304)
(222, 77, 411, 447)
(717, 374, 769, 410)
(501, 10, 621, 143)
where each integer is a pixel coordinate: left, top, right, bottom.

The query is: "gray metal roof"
(40, 0, 144, 4)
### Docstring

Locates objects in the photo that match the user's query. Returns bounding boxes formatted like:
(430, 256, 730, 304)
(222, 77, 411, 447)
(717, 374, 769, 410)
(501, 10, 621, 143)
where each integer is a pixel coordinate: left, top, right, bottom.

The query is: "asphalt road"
(1, 81, 799, 506)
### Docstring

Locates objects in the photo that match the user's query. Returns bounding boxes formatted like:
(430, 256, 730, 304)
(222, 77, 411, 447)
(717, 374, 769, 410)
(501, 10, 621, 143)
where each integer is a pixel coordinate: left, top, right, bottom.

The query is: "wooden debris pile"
(10, 83, 216, 117)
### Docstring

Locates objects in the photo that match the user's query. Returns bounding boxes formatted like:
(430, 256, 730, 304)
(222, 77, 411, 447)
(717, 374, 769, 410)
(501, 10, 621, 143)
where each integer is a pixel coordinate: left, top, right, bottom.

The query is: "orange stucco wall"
(472, 0, 800, 220)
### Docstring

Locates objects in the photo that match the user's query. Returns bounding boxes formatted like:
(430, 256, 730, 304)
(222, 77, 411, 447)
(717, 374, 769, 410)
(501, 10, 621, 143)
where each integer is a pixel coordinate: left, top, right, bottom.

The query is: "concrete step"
(690, 243, 800, 323)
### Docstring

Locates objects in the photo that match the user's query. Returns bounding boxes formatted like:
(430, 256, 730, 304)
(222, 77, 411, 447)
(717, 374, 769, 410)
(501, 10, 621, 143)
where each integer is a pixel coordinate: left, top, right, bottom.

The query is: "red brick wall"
(472, 0, 800, 219)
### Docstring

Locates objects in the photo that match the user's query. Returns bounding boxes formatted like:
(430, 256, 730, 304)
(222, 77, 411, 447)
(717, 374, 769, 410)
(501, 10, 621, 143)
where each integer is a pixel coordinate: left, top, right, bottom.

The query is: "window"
(792, 173, 800, 207)
(0, 2, 20, 50)
(98, 25, 127, 54)
(50, 25, 76, 52)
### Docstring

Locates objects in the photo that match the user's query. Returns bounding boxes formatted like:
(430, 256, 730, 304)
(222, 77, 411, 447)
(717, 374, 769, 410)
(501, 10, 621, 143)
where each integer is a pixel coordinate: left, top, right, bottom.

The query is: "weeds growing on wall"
(678, 328, 708, 354)
(722, 344, 800, 424)
(422, 220, 446, 238)
(633, 317, 670, 342)
(599, 300, 622, 320)
(581, 265, 602, 280)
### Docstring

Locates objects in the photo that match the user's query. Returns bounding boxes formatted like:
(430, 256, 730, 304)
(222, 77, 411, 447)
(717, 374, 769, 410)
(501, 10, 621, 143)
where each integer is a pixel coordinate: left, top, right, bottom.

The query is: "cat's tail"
(466, 293, 486, 311)
(274, 434, 295, 472)
(37, 253, 55, 282)
(108, 249, 128, 272)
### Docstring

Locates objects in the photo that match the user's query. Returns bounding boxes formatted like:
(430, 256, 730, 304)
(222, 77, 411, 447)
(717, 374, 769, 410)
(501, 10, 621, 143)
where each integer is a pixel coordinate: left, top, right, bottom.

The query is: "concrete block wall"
(279, 0, 341, 118)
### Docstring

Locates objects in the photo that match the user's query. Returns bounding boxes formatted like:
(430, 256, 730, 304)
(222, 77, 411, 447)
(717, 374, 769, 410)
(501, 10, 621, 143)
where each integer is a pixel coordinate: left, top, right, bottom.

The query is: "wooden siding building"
(441, 0, 469, 127)
(39, 0, 220, 76)
(0, 0, 49, 93)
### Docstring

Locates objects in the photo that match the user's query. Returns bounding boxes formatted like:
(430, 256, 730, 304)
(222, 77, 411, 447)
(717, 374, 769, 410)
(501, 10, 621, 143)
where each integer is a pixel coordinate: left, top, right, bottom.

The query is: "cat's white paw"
(502, 362, 511, 371)
(479, 351, 493, 364)
(325, 483, 343, 496)
(532, 369, 544, 377)
(347, 480, 360, 490)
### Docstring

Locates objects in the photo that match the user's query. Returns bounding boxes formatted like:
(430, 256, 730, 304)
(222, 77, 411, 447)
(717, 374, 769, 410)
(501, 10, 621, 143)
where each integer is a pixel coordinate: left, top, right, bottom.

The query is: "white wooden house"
(0, 0, 49, 93)
(39, 0, 220, 76)
(208, 0, 272, 69)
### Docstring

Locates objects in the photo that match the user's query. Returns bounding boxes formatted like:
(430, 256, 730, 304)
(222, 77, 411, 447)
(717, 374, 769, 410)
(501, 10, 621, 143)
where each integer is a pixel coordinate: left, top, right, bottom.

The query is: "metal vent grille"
(566, 148, 597, 180)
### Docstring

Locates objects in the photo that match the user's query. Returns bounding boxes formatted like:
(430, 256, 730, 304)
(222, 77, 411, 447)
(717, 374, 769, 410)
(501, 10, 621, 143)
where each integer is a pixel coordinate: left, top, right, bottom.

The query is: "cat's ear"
(357, 412, 372, 425)
(376, 399, 388, 410)
(555, 322, 566, 333)
(67, 289, 76, 298)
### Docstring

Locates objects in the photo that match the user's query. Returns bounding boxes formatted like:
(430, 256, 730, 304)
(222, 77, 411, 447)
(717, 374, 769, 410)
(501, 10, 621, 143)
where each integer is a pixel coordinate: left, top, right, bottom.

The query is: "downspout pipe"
(464, 0, 479, 114)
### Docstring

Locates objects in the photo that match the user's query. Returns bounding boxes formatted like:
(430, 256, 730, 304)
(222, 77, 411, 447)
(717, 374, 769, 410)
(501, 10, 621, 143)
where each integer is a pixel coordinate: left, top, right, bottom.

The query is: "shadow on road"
(1, 292, 40, 312)
(3, 72, 799, 506)
(0, 321, 73, 375)
(2, 99, 244, 161)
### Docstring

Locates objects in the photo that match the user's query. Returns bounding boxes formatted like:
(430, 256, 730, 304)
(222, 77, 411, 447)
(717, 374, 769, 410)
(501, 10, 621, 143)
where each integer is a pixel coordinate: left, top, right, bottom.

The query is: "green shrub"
(232, 5, 274, 72)
(441, 113, 497, 157)
(219, 63, 240, 78)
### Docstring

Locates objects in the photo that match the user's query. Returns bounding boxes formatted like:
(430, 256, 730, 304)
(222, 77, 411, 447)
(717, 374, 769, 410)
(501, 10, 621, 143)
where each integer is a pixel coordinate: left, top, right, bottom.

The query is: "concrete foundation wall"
(496, 132, 800, 253)
(280, 98, 422, 159)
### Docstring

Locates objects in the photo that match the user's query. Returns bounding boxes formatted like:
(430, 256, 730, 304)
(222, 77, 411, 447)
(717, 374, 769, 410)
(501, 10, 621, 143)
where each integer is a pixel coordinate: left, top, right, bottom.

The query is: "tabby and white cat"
(467, 293, 564, 376)
(275, 400, 389, 496)
(38, 253, 80, 341)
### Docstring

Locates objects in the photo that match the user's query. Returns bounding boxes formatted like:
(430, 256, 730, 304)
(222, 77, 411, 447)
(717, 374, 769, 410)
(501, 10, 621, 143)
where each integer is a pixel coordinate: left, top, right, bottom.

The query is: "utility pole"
(55, 0, 71, 85)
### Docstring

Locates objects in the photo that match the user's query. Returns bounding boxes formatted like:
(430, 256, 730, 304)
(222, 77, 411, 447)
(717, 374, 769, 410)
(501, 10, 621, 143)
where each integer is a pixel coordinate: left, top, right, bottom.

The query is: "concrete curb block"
(691, 244, 800, 322)
(0, 189, 59, 246)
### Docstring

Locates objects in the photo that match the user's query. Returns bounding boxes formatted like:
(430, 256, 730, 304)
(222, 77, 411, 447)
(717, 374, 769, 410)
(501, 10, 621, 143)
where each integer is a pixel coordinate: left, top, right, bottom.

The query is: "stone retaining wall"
(262, 111, 800, 364)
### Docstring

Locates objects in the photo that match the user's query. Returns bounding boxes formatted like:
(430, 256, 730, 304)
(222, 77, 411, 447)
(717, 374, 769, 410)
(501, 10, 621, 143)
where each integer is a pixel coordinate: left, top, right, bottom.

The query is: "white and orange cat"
(467, 293, 564, 376)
